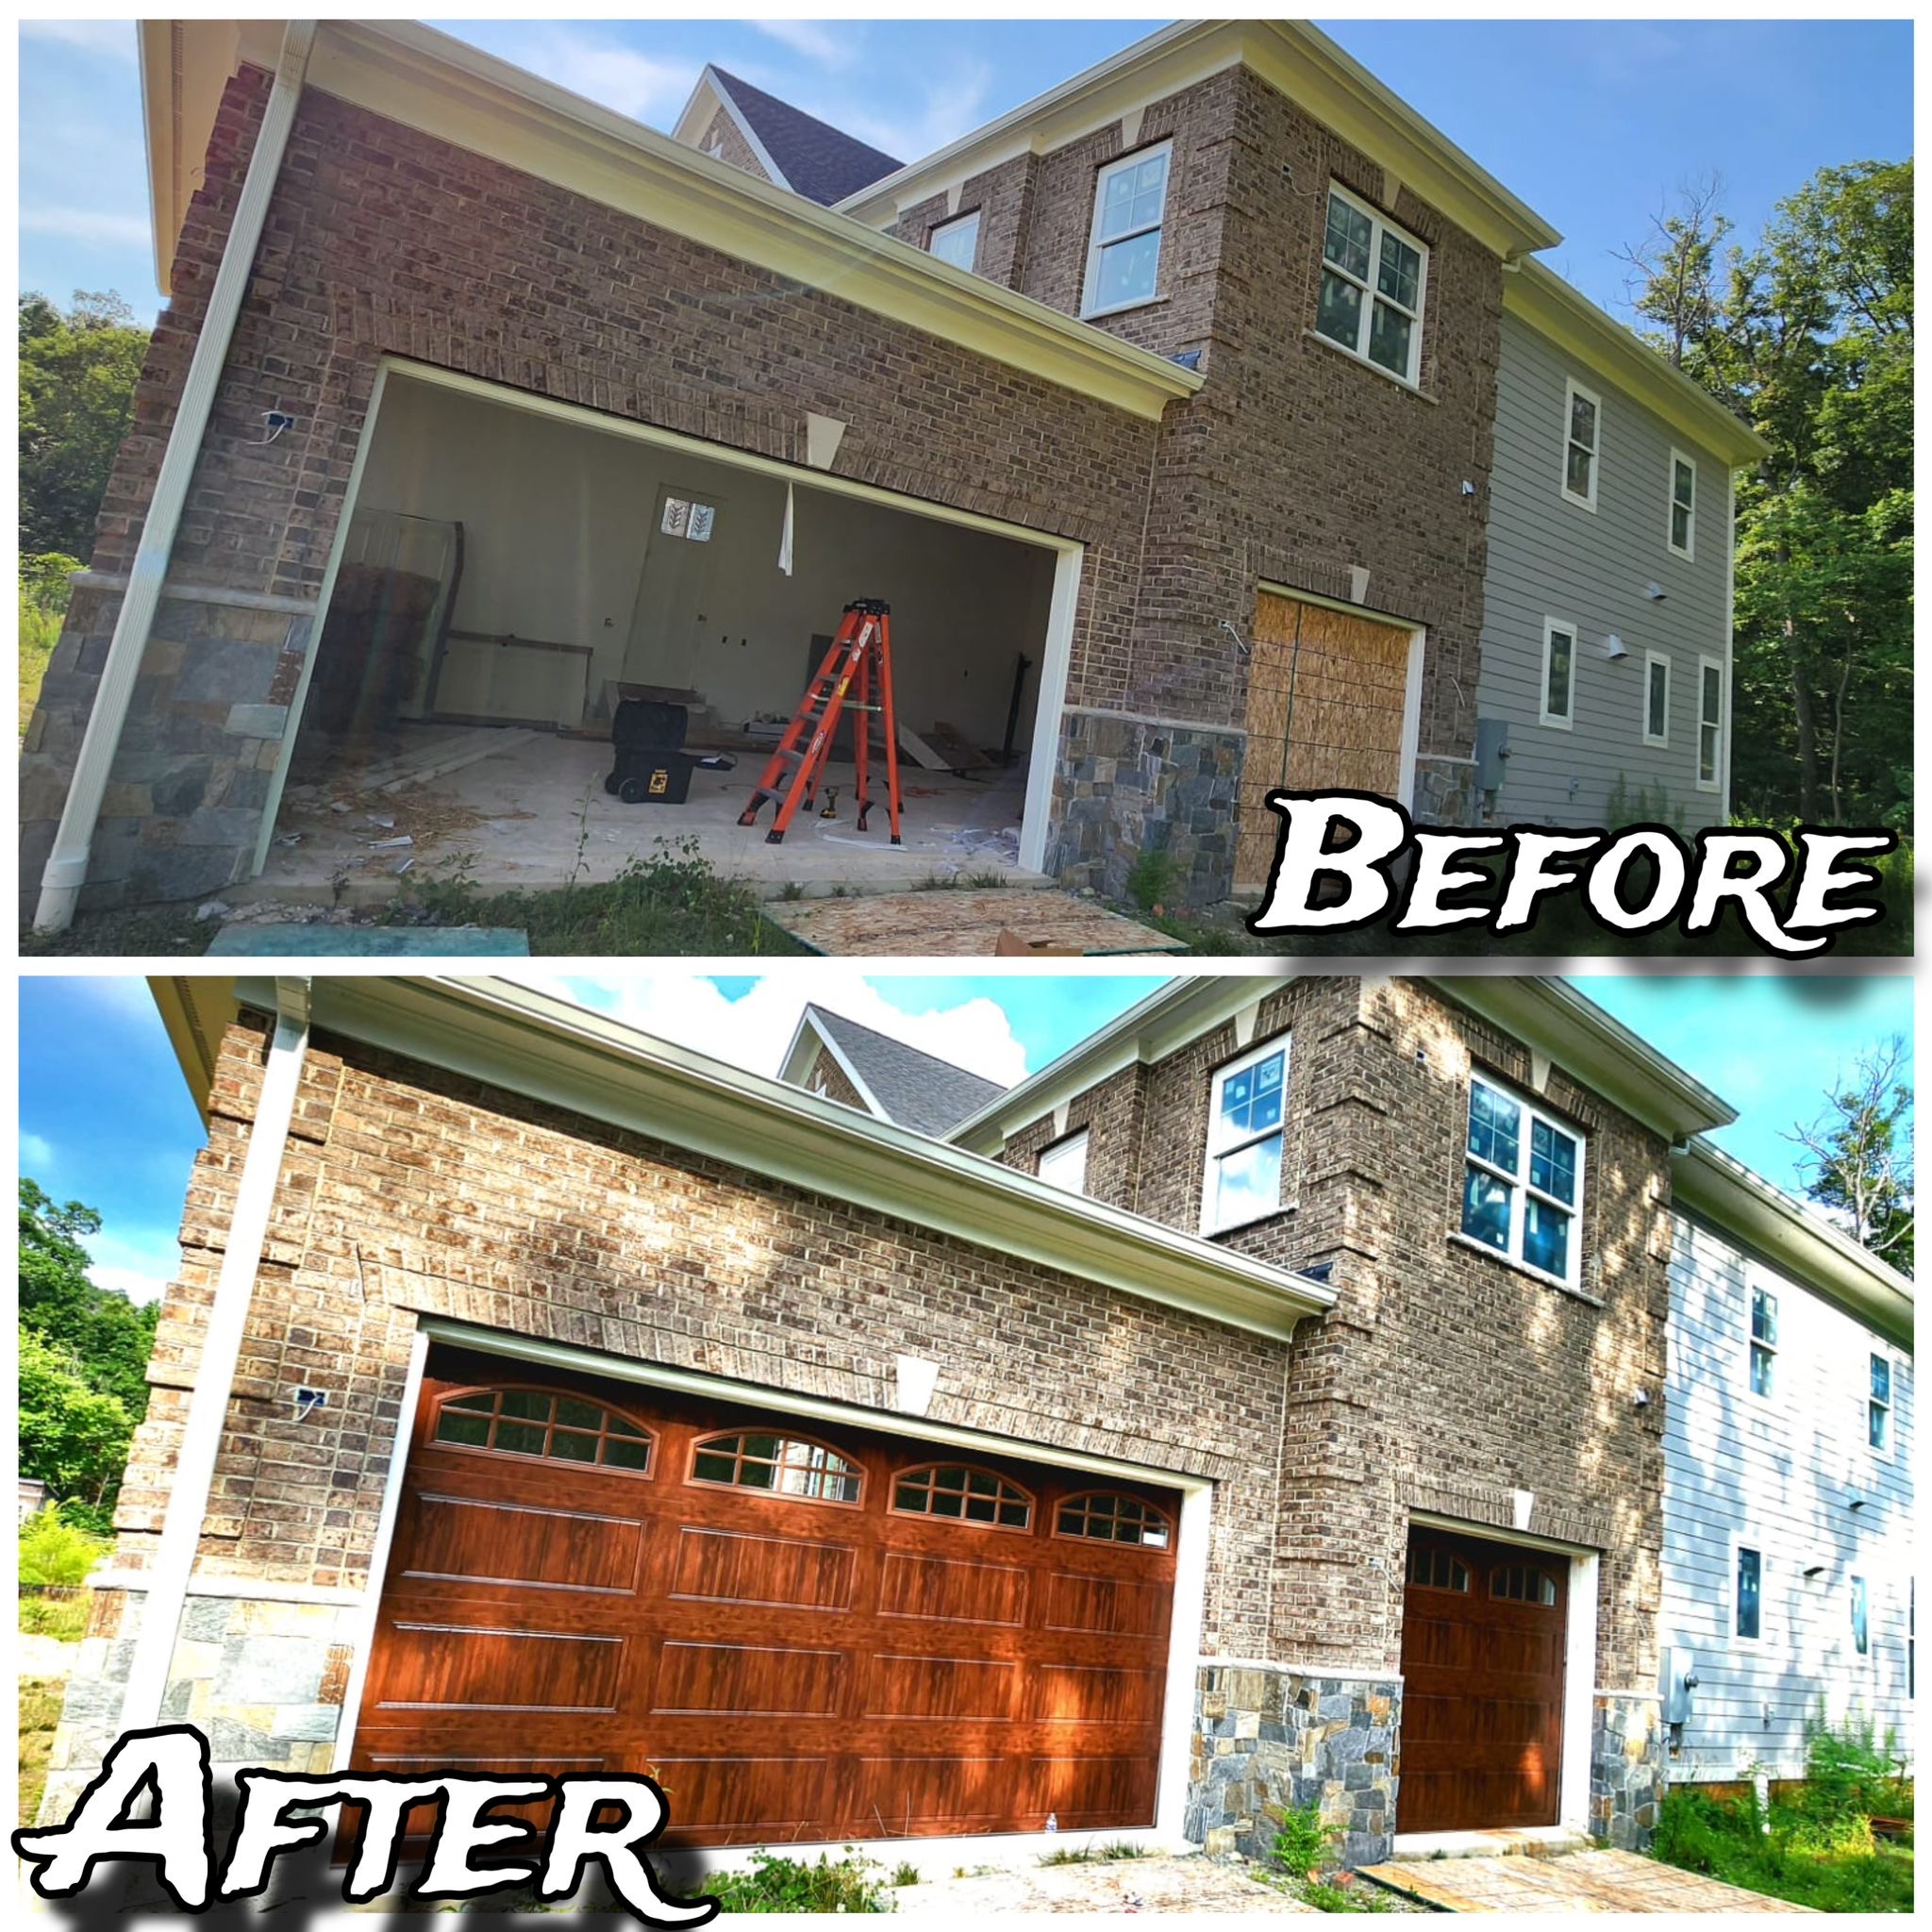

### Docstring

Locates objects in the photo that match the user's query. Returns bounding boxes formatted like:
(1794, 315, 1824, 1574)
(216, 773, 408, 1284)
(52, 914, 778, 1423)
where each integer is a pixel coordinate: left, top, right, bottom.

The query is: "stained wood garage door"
(352, 1347, 1180, 1847)
(1398, 1526, 1569, 1834)
(1236, 592, 1415, 893)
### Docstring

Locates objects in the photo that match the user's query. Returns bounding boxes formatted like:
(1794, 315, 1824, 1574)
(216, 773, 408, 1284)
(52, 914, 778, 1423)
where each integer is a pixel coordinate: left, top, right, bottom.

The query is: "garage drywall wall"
(355, 376, 1056, 750)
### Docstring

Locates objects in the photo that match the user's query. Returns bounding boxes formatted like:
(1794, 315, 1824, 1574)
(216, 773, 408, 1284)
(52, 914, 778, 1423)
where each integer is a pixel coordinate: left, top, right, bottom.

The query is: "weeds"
(704, 1850, 894, 1913)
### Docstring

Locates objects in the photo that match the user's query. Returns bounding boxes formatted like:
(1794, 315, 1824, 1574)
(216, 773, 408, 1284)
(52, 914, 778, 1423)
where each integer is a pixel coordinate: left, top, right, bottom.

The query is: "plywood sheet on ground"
(766, 888, 1186, 956)
(1359, 1850, 1815, 1913)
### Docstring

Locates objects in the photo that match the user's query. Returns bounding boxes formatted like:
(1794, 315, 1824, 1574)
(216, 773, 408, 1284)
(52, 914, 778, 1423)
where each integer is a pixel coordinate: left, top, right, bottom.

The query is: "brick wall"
(695, 103, 774, 186)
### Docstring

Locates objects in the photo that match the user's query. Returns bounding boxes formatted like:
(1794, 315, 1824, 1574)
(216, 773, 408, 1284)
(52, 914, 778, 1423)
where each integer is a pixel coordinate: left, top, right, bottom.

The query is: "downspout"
(114, 978, 312, 1736)
(33, 21, 317, 933)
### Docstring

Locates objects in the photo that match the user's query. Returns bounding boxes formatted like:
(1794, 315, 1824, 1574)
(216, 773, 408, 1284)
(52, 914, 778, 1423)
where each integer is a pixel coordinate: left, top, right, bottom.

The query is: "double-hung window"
(1869, 1353, 1892, 1452)
(1736, 1544, 1763, 1641)
(1562, 378, 1601, 509)
(1643, 651, 1671, 748)
(1038, 1128, 1090, 1196)
(1314, 184, 1427, 384)
(1460, 1075, 1583, 1289)
(1669, 449, 1697, 558)
(1851, 1575, 1871, 1657)
(1203, 1037, 1289, 1233)
(1084, 142, 1170, 315)
(1749, 1286, 1778, 1399)
(1540, 618, 1577, 729)
(1697, 655, 1724, 791)
(929, 208, 980, 273)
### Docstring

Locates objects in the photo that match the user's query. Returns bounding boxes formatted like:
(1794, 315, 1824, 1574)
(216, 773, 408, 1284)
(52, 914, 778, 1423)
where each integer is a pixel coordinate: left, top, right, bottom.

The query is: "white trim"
(1641, 649, 1672, 750)
(1022, 548, 1083, 874)
(927, 206, 981, 273)
(1460, 1069, 1586, 1293)
(1866, 1347, 1896, 1461)
(702, 67, 794, 192)
(1539, 616, 1578, 730)
(85, 1573, 366, 1607)
(1157, 1483, 1215, 1842)
(1731, 1534, 1766, 1648)
(1201, 1033, 1292, 1235)
(1667, 445, 1697, 561)
(1696, 651, 1725, 792)
(1560, 376, 1601, 513)
(1037, 1126, 1091, 1196)
(1722, 470, 1737, 819)
(1312, 180, 1429, 388)
(1560, 1550, 1600, 1834)
(1081, 138, 1173, 319)
(1743, 1273, 1780, 1408)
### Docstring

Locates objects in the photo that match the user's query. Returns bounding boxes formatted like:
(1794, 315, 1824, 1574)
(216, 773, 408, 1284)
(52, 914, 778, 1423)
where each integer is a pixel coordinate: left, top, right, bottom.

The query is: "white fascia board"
(669, 67, 724, 151)
(232, 974, 1334, 1342)
(774, 1008, 889, 1121)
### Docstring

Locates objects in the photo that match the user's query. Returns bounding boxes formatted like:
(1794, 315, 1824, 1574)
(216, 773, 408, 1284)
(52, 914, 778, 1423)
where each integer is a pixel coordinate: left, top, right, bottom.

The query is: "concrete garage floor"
(250, 724, 1043, 908)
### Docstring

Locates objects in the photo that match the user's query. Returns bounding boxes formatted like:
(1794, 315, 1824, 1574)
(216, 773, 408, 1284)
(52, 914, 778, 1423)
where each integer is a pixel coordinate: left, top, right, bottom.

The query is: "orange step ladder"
(739, 598, 903, 846)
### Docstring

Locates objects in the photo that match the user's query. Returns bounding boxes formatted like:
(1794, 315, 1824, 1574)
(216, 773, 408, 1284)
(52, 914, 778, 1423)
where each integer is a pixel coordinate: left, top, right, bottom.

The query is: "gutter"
(115, 977, 312, 1735)
(35, 21, 316, 933)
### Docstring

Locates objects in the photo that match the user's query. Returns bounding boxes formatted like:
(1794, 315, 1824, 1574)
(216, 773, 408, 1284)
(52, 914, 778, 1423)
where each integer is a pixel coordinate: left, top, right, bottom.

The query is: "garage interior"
(262, 372, 1065, 902)
(350, 1344, 1180, 1852)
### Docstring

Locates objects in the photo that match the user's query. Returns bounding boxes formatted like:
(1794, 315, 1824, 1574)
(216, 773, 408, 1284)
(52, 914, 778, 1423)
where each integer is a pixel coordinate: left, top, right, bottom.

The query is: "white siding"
(1662, 1212, 1914, 1782)
(1479, 312, 1732, 830)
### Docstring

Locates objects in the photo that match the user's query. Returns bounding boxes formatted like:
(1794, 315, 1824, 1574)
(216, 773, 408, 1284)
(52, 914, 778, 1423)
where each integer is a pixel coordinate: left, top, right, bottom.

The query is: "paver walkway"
(891, 1853, 1316, 1914)
(1360, 1849, 1817, 1912)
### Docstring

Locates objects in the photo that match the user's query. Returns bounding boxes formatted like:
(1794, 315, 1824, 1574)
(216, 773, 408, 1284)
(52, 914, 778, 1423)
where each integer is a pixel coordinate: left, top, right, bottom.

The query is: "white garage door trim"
(330, 1318, 1213, 1869)
(258, 357, 1085, 880)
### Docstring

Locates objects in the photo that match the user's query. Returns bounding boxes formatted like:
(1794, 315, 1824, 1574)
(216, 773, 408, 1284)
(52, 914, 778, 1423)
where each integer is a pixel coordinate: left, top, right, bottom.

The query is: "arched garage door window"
(429, 1384, 655, 1473)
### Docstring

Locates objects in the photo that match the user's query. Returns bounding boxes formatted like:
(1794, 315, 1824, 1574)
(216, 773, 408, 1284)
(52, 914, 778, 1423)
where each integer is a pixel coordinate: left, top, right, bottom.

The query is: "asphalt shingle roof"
(711, 67, 902, 207)
(806, 1005, 1005, 1138)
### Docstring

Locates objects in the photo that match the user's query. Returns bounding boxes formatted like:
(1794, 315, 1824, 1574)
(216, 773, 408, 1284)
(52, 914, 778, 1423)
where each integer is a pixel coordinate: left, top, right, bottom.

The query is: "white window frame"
(1201, 1034, 1291, 1236)
(1733, 1538, 1765, 1647)
(1082, 140, 1172, 320)
(1540, 617, 1577, 730)
(1642, 650, 1672, 749)
(929, 208, 981, 274)
(1668, 446, 1697, 560)
(1696, 652, 1724, 792)
(1850, 1574, 1872, 1661)
(1868, 1350, 1894, 1458)
(1313, 181, 1429, 388)
(1561, 377, 1601, 512)
(1038, 1127, 1091, 1197)
(1745, 1280, 1778, 1404)
(1457, 1073, 1586, 1291)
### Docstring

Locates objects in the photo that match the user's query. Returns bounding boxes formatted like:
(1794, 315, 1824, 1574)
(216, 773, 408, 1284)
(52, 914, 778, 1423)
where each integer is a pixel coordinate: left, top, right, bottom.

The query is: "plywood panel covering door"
(352, 1345, 1180, 1849)
(1398, 1526, 1570, 1834)
(1236, 592, 1415, 893)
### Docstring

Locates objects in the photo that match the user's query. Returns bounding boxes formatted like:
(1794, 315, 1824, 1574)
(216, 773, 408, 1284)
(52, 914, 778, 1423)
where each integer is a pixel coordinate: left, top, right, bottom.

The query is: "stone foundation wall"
(1186, 1663, 1400, 1869)
(1591, 1690, 1666, 1850)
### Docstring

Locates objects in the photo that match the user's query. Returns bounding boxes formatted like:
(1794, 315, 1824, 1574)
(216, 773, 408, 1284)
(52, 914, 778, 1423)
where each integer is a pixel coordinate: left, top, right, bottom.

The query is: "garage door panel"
(1031, 1661, 1165, 1725)
(862, 1651, 1021, 1721)
(1030, 1754, 1159, 1830)
(649, 1641, 850, 1718)
(1041, 1569, 1172, 1639)
(850, 1755, 1016, 1836)
(669, 1524, 858, 1611)
(371, 1622, 627, 1715)
(401, 1490, 648, 1595)
(878, 1550, 1032, 1626)
(654, 1756, 834, 1841)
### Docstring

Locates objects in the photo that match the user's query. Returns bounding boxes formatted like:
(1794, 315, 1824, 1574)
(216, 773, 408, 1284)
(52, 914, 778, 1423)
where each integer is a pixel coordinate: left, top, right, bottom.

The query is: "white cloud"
(752, 20, 855, 70)
(506, 972, 1030, 1089)
(455, 25, 701, 127)
(804, 59, 993, 167)
(21, 1131, 57, 1174)
(21, 20, 137, 62)
(20, 207, 153, 248)
(88, 1227, 183, 1308)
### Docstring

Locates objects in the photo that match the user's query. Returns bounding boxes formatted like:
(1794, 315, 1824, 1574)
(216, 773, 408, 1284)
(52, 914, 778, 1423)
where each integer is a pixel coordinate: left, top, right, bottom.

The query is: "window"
(1203, 1037, 1289, 1233)
(1697, 655, 1724, 791)
(892, 1464, 1032, 1529)
(1851, 1575, 1870, 1657)
(1056, 1491, 1171, 1549)
(1407, 1545, 1471, 1592)
(1643, 651, 1671, 748)
(1736, 1544, 1763, 1641)
(1491, 1564, 1558, 1607)
(1540, 619, 1576, 728)
(1314, 184, 1428, 384)
(691, 1431, 861, 1504)
(1869, 1354, 1892, 1452)
(1459, 1075, 1584, 1288)
(659, 494, 716, 542)
(929, 209, 980, 273)
(1561, 378, 1601, 510)
(1038, 1129, 1090, 1195)
(1749, 1287, 1778, 1399)
(1084, 142, 1171, 315)
(432, 1387, 653, 1472)
(1668, 449, 1697, 558)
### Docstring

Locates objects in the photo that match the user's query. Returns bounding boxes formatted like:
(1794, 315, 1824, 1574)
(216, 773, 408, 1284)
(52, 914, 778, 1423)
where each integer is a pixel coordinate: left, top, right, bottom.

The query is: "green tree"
(19, 1328, 135, 1526)
(1786, 1035, 1914, 1274)
(18, 289, 151, 560)
(20, 1177, 159, 1417)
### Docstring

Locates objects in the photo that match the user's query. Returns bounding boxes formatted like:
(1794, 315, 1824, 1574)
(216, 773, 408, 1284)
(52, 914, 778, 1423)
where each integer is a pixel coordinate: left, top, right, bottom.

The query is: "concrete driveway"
(1361, 1848, 1816, 1912)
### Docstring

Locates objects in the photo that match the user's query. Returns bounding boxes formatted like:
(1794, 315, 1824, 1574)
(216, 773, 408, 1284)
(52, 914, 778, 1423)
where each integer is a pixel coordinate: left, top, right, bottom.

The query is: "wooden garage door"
(1398, 1527, 1569, 1834)
(352, 1348, 1179, 1848)
(1236, 592, 1415, 893)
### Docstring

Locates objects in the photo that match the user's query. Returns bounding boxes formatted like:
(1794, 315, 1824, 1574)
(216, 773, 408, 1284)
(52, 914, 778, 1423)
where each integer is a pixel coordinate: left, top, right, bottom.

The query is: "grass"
(1038, 1841, 1151, 1866)
(20, 1591, 90, 1641)
(19, 1679, 64, 1827)
(20, 590, 61, 739)
(703, 1850, 894, 1913)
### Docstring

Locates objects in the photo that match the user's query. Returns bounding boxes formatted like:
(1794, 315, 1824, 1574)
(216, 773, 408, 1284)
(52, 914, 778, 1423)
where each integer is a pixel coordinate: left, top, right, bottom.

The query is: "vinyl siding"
(1661, 1211, 1914, 1782)
(1478, 311, 1732, 830)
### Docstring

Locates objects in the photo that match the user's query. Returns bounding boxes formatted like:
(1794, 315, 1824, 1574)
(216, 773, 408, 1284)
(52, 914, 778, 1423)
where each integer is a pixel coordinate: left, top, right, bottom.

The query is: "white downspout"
(114, 978, 312, 1735)
(33, 21, 317, 933)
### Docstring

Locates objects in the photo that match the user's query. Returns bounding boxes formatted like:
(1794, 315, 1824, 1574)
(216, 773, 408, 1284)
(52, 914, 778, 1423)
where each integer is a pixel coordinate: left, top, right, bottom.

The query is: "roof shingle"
(711, 66, 902, 206)
(805, 1005, 1005, 1137)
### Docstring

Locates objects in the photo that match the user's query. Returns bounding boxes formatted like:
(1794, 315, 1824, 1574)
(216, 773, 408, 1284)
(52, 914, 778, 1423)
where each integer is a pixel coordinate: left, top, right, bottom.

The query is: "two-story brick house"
(21, 18, 1762, 931)
(48, 970, 1774, 1877)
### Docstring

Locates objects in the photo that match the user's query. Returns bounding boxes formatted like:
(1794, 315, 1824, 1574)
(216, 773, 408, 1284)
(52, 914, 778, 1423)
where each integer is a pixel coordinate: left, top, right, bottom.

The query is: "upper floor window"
(1038, 1128, 1090, 1196)
(1314, 184, 1427, 385)
(1643, 651, 1671, 749)
(432, 1386, 655, 1471)
(1562, 378, 1601, 510)
(1460, 1075, 1583, 1289)
(1668, 449, 1697, 558)
(1056, 1491, 1172, 1549)
(1851, 1575, 1870, 1657)
(691, 1430, 861, 1504)
(929, 208, 981, 274)
(1203, 1036, 1289, 1233)
(892, 1463, 1032, 1530)
(1084, 142, 1171, 316)
(1749, 1287, 1778, 1399)
(1697, 656, 1724, 792)
(1540, 618, 1576, 729)
(1869, 1354, 1892, 1453)
(1736, 1543, 1763, 1641)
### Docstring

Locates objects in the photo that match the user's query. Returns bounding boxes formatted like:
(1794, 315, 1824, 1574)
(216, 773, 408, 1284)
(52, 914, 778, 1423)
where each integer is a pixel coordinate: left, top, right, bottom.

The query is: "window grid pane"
(1320, 192, 1424, 376)
(892, 1465, 1032, 1529)
(432, 1388, 655, 1474)
(691, 1431, 861, 1503)
(1736, 1548, 1761, 1639)
(1057, 1492, 1171, 1548)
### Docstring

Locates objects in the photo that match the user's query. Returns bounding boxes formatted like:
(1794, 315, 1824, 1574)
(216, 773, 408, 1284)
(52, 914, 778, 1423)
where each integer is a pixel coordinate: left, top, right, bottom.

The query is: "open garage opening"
(258, 365, 1074, 905)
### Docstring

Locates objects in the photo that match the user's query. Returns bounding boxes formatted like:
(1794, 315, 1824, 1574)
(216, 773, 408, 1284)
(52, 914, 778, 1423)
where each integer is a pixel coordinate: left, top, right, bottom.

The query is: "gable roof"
(698, 65, 902, 207)
(781, 1004, 1006, 1137)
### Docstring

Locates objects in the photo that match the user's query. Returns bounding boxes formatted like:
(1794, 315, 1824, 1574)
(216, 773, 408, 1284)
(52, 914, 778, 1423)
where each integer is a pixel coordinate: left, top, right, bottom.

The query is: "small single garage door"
(1398, 1526, 1569, 1834)
(353, 1347, 1179, 1846)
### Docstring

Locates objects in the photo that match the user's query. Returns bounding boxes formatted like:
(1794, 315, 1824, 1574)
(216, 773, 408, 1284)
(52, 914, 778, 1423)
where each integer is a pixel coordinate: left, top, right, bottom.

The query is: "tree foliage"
(1621, 161, 1912, 827)
(1786, 1034, 1914, 1274)
(18, 289, 151, 560)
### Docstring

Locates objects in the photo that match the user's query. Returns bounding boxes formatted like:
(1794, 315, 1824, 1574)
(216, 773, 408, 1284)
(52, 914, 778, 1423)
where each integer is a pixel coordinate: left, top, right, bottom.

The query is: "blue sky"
(18, 17, 1913, 325)
(17, 972, 1913, 1310)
